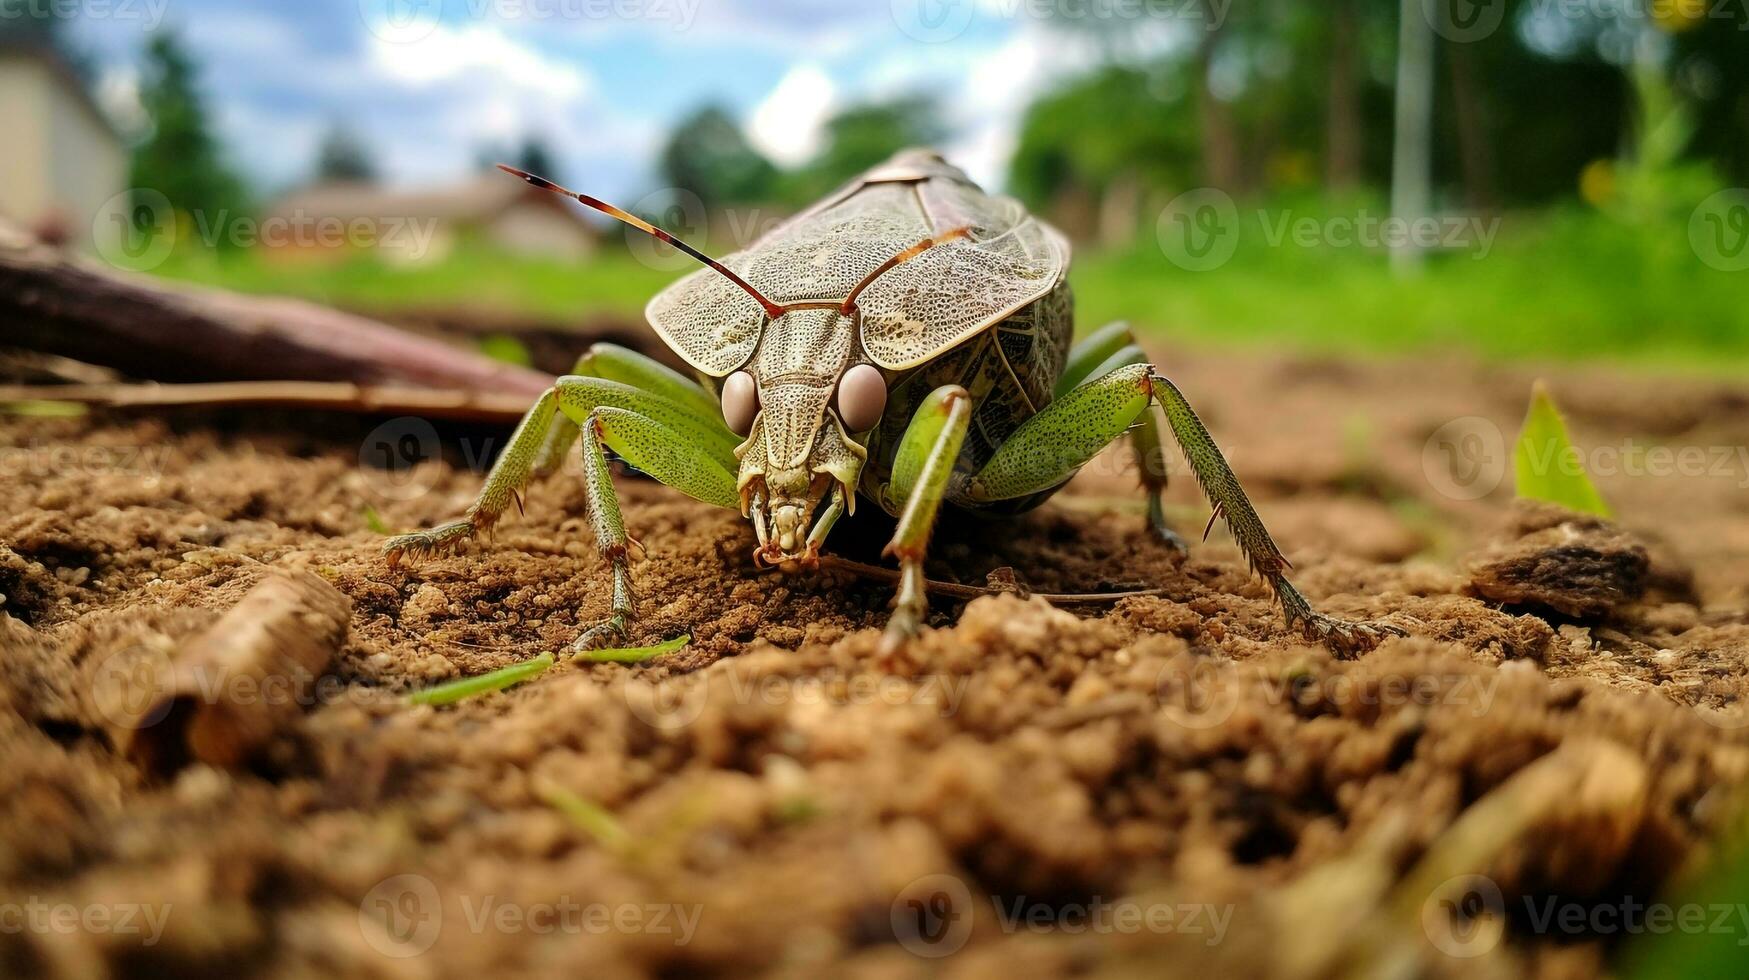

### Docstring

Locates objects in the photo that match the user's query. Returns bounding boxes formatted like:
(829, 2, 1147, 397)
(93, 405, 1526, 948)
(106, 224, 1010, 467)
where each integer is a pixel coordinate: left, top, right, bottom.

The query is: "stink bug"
(383, 149, 1404, 655)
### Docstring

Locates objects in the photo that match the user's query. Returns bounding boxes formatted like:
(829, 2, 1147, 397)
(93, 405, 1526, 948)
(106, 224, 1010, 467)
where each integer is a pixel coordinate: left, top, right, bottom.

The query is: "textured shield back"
(645, 149, 1069, 378)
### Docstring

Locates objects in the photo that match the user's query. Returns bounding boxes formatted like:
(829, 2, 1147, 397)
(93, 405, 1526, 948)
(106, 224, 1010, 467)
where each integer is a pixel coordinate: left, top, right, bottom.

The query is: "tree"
(658, 106, 778, 207)
(129, 30, 248, 219)
(808, 97, 944, 191)
(315, 123, 377, 183)
(514, 135, 559, 178)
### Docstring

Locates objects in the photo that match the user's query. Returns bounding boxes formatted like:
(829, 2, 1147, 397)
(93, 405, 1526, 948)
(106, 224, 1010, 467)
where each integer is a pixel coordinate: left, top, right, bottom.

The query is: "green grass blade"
(575, 634, 690, 664)
(407, 652, 555, 706)
(1513, 380, 1612, 517)
(533, 779, 631, 851)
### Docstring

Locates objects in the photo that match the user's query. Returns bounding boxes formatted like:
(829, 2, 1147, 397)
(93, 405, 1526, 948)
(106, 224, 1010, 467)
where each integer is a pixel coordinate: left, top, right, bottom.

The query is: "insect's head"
(497, 164, 962, 566)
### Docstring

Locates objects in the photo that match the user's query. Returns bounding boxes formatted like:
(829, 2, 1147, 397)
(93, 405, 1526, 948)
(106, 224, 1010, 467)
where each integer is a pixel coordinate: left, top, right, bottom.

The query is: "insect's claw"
(1294, 612, 1407, 659)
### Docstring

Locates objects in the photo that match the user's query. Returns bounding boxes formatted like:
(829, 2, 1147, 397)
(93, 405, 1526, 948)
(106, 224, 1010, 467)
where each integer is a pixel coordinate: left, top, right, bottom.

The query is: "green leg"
(534, 343, 735, 476)
(1063, 323, 1185, 552)
(383, 376, 739, 650)
(876, 385, 972, 654)
(564, 406, 738, 649)
(971, 363, 1404, 656)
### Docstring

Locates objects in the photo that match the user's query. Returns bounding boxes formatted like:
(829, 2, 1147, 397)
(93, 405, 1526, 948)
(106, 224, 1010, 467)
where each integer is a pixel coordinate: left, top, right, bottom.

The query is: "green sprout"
(1513, 380, 1611, 517)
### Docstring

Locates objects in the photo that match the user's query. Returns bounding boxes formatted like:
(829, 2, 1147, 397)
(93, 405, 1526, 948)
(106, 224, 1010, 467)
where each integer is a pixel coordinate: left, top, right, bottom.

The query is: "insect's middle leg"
(967, 362, 1404, 656)
(1057, 321, 1184, 552)
(875, 385, 972, 654)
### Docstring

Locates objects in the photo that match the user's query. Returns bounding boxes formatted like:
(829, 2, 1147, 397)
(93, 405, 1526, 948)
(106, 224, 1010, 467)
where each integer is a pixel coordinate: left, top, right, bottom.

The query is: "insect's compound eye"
(721, 371, 759, 436)
(834, 364, 887, 432)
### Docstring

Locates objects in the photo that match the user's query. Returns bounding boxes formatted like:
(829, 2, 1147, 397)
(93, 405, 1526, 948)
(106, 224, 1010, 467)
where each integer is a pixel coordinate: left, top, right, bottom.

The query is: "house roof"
(0, 34, 123, 142)
(264, 174, 599, 235)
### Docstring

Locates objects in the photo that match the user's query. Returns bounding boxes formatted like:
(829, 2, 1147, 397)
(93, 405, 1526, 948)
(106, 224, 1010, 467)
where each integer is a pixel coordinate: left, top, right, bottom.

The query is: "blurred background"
(3, 0, 1747, 368)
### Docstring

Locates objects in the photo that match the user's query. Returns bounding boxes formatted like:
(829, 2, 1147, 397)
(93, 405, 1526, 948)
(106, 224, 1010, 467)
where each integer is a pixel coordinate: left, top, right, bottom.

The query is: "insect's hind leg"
(969, 362, 1404, 657)
(874, 385, 972, 655)
(1057, 323, 1184, 552)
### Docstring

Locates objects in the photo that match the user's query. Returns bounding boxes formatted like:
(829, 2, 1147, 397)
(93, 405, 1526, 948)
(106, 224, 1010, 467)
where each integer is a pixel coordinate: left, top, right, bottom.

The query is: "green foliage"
(784, 97, 943, 203)
(1513, 381, 1611, 517)
(659, 105, 779, 207)
(314, 122, 377, 183)
(407, 653, 556, 705)
(576, 634, 691, 664)
(476, 334, 533, 367)
(129, 31, 250, 221)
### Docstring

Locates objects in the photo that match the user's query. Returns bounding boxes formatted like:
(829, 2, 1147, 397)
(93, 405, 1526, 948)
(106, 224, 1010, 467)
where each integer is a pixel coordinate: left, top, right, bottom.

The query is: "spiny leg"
(563, 405, 739, 650)
(970, 362, 1403, 657)
(1058, 323, 1185, 553)
(383, 373, 737, 563)
(534, 342, 735, 477)
(877, 385, 972, 654)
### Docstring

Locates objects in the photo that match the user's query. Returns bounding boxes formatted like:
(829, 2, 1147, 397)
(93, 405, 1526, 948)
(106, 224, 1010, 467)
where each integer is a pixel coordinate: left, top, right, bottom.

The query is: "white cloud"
(368, 24, 592, 100)
(748, 64, 837, 168)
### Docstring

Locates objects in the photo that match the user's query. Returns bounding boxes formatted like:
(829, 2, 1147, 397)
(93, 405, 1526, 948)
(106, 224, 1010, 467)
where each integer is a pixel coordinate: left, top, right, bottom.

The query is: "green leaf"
(0, 400, 89, 417)
(407, 652, 555, 706)
(533, 780, 630, 851)
(575, 634, 691, 664)
(360, 503, 390, 535)
(1513, 380, 1611, 517)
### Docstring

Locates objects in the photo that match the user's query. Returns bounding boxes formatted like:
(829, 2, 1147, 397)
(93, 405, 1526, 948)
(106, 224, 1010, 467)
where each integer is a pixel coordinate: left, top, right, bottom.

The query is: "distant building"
(0, 37, 127, 254)
(260, 173, 600, 265)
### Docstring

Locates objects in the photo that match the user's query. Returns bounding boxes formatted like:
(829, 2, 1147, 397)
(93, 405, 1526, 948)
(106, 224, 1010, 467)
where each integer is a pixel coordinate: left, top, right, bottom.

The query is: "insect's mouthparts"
(749, 473, 838, 568)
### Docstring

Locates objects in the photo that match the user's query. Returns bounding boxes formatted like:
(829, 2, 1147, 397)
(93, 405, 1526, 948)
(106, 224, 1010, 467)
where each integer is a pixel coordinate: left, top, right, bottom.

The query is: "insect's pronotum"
(383, 149, 1404, 655)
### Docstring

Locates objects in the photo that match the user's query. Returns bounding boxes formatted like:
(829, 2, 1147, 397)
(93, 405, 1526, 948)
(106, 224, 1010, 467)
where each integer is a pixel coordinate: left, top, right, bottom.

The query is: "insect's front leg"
(383, 373, 740, 653)
(968, 362, 1405, 657)
(876, 385, 972, 655)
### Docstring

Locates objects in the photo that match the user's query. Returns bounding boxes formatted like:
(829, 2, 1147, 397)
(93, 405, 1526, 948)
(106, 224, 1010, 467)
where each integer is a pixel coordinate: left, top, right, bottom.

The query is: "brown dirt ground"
(3, 342, 1749, 979)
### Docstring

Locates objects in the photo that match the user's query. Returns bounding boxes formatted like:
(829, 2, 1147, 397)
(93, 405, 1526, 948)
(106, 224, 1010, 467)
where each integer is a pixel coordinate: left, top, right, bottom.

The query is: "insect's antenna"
(840, 227, 972, 315)
(496, 164, 784, 319)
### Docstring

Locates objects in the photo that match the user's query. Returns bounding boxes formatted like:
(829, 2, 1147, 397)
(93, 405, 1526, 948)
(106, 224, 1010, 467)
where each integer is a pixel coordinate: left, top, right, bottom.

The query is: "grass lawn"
(144, 205, 1749, 371)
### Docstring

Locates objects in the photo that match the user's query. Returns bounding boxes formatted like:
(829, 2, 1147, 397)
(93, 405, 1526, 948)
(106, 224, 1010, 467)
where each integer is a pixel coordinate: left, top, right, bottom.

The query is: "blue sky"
(68, 0, 1190, 203)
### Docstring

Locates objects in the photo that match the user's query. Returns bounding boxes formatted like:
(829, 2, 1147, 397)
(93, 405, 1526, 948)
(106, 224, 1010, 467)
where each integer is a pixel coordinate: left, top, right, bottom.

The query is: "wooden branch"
(0, 221, 552, 397)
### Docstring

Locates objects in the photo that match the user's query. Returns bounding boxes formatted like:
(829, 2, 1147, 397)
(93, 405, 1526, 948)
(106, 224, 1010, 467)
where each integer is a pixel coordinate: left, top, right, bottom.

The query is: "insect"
(383, 149, 1404, 656)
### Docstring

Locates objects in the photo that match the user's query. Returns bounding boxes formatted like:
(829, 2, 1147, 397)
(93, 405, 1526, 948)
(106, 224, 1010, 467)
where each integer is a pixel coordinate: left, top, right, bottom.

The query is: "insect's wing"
(644, 266, 767, 377)
(856, 180, 1069, 370)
